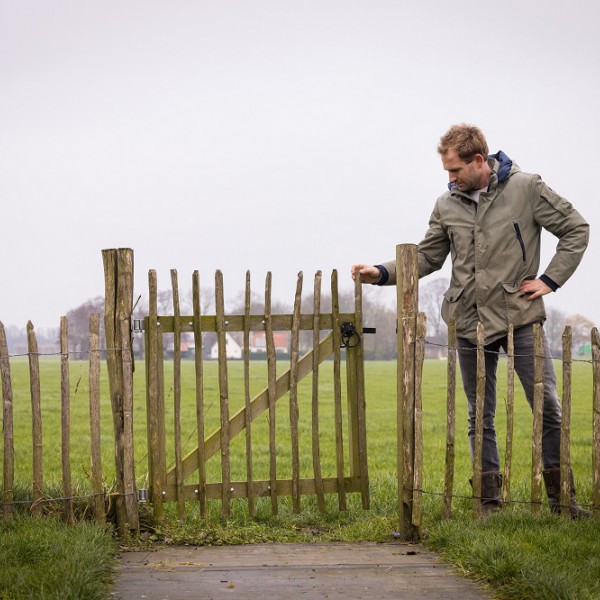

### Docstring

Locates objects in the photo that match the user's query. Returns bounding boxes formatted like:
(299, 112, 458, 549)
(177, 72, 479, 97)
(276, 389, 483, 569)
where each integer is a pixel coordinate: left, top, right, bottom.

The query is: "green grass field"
(1, 356, 600, 599)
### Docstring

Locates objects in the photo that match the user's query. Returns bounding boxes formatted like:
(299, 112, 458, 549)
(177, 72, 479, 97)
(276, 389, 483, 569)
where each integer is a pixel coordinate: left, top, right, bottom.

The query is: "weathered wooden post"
(442, 319, 457, 519)
(503, 325, 515, 506)
(592, 327, 600, 513)
(531, 323, 544, 513)
(412, 311, 426, 528)
(27, 321, 43, 517)
(396, 243, 420, 540)
(88, 313, 105, 522)
(473, 322, 485, 519)
(60, 317, 74, 524)
(0, 321, 14, 516)
(146, 269, 164, 519)
(560, 326, 573, 519)
(102, 248, 138, 534)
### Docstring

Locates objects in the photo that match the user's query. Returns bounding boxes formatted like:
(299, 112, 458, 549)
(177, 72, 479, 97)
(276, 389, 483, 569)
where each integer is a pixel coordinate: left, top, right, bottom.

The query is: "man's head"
(437, 124, 491, 192)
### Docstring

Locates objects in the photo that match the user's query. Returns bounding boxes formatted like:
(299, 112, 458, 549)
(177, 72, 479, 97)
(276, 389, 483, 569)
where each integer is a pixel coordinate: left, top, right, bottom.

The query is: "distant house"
(249, 331, 290, 356)
(210, 332, 243, 360)
(164, 333, 195, 359)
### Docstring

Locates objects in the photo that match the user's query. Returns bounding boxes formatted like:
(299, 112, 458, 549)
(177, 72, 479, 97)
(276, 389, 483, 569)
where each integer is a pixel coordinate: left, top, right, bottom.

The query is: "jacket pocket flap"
(443, 286, 464, 303)
(501, 280, 520, 294)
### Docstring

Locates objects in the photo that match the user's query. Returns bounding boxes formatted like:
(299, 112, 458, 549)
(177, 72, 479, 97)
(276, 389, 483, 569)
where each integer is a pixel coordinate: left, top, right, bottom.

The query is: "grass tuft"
(0, 515, 117, 600)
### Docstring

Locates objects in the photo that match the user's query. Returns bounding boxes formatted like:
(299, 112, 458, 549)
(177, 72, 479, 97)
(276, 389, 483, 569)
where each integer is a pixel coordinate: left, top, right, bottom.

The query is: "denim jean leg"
(457, 338, 501, 472)
(510, 324, 562, 469)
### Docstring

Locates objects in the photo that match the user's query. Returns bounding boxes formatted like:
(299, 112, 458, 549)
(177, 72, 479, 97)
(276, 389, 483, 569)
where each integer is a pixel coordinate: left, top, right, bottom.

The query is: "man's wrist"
(539, 274, 559, 292)
(373, 265, 389, 286)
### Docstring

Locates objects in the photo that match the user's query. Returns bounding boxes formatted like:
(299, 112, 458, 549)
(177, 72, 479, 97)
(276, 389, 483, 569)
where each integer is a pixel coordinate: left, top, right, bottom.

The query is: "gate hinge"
(132, 319, 145, 333)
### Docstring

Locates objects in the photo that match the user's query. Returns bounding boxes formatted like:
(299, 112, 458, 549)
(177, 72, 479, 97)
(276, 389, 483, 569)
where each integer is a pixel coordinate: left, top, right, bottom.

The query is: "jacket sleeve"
(417, 202, 451, 277)
(531, 177, 589, 287)
(376, 201, 450, 286)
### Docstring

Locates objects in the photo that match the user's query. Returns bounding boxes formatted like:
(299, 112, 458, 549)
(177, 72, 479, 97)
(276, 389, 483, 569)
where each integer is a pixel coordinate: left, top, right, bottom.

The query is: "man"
(353, 124, 590, 517)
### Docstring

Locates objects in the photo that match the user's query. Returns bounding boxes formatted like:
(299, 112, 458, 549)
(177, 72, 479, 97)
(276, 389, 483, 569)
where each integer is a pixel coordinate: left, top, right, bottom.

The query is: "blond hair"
(437, 124, 489, 161)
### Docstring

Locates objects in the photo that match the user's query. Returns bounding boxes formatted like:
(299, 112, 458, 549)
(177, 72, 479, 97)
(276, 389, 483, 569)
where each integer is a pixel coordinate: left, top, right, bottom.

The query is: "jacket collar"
(447, 150, 513, 197)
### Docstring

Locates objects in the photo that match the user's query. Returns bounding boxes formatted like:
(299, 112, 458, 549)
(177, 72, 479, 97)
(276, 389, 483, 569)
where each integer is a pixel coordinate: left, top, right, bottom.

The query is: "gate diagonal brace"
(163, 325, 370, 487)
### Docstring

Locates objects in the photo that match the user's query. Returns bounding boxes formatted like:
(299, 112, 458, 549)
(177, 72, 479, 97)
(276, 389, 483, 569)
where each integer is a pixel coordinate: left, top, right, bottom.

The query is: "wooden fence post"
(27, 321, 43, 517)
(60, 317, 74, 524)
(592, 327, 600, 513)
(88, 313, 105, 522)
(119, 318, 138, 531)
(331, 270, 347, 511)
(503, 324, 515, 506)
(560, 326, 573, 519)
(102, 248, 138, 534)
(412, 312, 426, 528)
(0, 321, 14, 516)
(473, 322, 485, 520)
(442, 319, 456, 519)
(396, 243, 420, 540)
(531, 323, 544, 514)
(353, 272, 369, 510)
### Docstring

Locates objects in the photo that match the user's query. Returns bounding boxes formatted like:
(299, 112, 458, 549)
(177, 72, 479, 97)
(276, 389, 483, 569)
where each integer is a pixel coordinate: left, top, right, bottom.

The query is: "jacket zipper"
(513, 221, 526, 262)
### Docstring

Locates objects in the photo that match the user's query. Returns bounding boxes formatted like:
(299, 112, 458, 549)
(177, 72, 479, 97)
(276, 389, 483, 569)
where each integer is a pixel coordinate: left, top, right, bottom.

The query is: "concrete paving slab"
(113, 542, 492, 599)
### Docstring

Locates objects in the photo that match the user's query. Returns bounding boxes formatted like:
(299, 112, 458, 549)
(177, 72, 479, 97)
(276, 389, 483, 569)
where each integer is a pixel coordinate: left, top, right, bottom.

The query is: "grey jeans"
(457, 323, 562, 472)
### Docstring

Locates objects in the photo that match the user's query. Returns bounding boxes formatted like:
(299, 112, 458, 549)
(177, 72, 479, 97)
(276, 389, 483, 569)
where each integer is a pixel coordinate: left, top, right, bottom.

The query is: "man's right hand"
(351, 264, 381, 284)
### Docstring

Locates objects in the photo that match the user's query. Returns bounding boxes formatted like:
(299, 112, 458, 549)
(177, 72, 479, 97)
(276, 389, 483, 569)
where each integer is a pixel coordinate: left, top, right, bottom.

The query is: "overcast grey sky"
(1, 1, 599, 329)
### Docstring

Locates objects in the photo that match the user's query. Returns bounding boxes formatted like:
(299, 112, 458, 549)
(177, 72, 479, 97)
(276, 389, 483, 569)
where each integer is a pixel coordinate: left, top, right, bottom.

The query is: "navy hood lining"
(447, 150, 512, 191)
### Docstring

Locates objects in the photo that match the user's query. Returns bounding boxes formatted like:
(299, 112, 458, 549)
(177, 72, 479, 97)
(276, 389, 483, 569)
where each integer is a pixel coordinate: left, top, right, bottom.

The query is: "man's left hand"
(518, 278, 552, 300)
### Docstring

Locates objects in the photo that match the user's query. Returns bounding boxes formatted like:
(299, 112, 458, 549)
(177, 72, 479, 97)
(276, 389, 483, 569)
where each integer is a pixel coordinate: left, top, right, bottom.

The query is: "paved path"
(113, 542, 492, 599)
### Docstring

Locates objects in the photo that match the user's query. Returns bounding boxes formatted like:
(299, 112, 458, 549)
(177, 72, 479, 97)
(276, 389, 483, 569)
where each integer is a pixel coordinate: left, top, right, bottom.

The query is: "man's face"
(441, 148, 484, 192)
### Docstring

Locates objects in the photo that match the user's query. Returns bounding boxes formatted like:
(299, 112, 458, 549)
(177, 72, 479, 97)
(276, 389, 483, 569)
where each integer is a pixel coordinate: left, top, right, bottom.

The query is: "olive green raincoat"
(379, 154, 589, 344)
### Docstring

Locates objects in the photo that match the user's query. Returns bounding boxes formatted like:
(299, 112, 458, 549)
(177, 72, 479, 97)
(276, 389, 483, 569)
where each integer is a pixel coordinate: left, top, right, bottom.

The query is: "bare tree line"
(3, 278, 595, 359)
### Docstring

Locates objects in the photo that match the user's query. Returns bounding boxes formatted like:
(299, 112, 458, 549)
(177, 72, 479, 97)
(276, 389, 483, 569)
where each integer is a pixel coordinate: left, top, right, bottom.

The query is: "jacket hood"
(447, 150, 513, 191)
(488, 150, 512, 183)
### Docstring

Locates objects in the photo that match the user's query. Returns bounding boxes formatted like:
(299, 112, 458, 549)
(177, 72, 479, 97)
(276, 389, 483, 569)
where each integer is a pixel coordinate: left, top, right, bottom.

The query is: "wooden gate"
(142, 268, 369, 520)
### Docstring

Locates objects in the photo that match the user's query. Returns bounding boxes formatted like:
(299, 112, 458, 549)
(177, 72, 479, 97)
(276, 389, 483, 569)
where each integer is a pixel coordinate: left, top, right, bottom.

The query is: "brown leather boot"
(481, 471, 503, 515)
(470, 471, 503, 516)
(542, 468, 591, 519)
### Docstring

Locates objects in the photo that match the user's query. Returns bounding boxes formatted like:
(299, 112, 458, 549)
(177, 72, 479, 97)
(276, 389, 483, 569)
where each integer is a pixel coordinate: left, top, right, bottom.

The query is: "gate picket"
(215, 270, 231, 517)
(171, 270, 186, 519)
(243, 271, 255, 516)
(265, 272, 279, 514)
(290, 272, 303, 513)
(192, 271, 207, 517)
(331, 270, 346, 511)
(311, 271, 326, 512)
